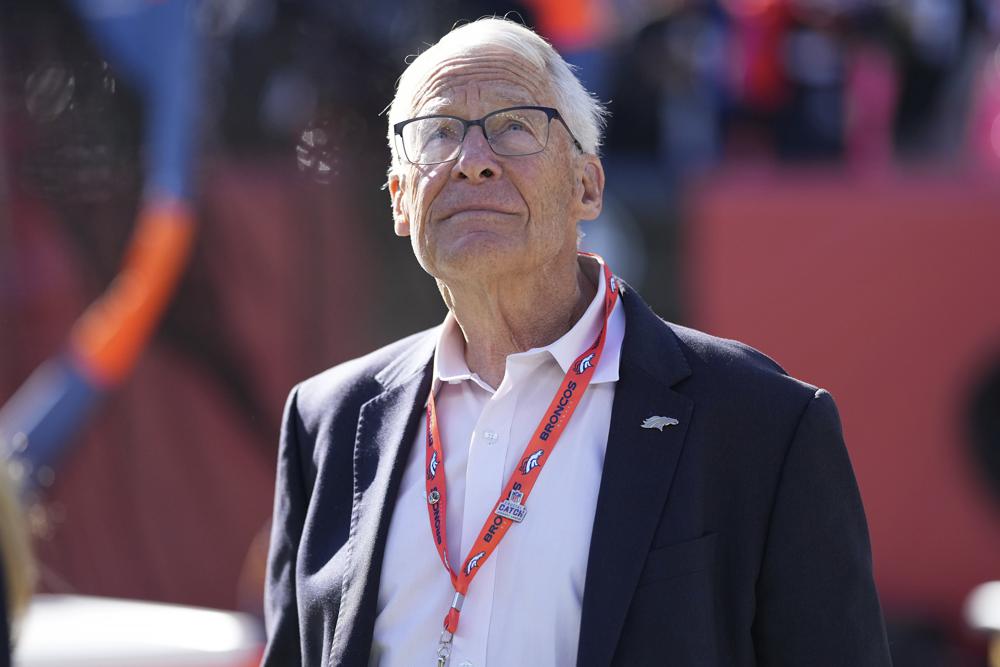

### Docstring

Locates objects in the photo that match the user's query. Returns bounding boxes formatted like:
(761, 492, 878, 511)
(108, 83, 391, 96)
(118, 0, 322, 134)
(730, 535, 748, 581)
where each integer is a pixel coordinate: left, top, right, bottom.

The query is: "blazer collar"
(374, 327, 440, 390)
(330, 336, 436, 665)
(615, 281, 691, 386)
(577, 284, 695, 667)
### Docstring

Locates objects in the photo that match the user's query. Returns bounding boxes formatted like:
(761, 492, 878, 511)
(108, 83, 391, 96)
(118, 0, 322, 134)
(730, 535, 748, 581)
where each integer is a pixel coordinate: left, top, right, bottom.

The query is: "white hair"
(387, 17, 608, 167)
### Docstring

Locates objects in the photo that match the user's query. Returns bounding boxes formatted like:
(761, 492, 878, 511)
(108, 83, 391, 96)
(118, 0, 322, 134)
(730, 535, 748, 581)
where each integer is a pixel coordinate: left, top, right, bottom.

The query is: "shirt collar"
(431, 254, 625, 393)
(434, 314, 481, 385)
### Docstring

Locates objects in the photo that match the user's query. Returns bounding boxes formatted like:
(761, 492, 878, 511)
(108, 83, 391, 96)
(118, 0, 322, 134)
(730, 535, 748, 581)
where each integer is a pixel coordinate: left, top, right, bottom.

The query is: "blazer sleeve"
(261, 386, 308, 666)
(751, 389, 892, 666)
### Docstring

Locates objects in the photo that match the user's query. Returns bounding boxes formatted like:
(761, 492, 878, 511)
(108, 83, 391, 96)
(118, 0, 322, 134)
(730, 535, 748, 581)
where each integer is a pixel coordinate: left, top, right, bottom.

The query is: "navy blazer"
(262, 287, 892, 666)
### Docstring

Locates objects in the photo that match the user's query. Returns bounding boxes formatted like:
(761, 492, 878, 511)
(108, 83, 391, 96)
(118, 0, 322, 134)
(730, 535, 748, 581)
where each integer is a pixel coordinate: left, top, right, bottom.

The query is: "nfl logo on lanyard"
(495, 487, 527, 523)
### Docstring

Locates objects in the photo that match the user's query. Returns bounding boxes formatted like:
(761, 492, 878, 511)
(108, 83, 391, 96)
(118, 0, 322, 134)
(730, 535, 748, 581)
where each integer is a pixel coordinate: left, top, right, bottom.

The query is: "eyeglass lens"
(400, 108, 551, 164)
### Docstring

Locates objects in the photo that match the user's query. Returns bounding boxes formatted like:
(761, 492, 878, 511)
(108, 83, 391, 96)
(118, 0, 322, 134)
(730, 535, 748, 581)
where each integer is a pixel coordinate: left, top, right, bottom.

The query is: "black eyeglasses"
(393, 105, 583, 165)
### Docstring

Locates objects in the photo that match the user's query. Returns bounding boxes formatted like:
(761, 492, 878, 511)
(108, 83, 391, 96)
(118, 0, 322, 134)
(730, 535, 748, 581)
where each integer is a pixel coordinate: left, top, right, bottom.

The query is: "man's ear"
(576, 156, 605, 222)
(388, 171, 410, 237)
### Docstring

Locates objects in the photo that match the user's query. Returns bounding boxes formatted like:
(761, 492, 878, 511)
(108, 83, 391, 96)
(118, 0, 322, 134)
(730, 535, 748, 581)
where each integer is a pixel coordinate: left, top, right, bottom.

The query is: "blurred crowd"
(5, 0, 1000, 194)
(3, 0, 999, 318)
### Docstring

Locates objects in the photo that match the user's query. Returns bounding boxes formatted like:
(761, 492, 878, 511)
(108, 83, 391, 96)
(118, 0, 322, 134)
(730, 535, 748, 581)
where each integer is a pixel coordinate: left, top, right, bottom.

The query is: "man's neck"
(438, 256, 597, 389)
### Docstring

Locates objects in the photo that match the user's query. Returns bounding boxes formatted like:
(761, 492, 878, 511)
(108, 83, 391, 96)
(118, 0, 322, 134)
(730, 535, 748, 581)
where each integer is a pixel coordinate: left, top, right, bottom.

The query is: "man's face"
(388, 46, 604, 286)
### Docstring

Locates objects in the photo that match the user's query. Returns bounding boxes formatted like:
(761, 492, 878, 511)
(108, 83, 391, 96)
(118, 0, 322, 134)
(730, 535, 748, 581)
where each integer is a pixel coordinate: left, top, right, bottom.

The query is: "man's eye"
(493, 117, 533, 136)
(501, 118, 527, 132)
(414, 119, 460, 143)
(429, 124, 458, 140)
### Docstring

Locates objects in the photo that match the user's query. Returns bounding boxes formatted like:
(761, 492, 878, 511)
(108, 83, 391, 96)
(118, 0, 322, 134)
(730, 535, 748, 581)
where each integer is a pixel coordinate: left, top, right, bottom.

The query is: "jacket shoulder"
(291, 326, 437, 426)
(668, 322, 785, 374)
(666, 322, 820, 405)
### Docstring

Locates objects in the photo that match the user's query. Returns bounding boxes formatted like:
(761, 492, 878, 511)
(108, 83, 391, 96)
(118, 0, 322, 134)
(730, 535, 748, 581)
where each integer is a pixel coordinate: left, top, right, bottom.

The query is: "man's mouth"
(441, 208, 517, 222)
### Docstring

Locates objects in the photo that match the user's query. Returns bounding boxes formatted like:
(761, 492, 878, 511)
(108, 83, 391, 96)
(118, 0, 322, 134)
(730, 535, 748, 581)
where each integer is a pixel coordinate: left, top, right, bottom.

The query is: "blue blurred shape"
(0, 356, 102, 492)
(68, 0, 201, 201)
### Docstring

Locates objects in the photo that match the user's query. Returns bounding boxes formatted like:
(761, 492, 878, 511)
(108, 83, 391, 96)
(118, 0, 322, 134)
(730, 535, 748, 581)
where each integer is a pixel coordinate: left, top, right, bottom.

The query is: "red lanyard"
(425, 254, 620, 664)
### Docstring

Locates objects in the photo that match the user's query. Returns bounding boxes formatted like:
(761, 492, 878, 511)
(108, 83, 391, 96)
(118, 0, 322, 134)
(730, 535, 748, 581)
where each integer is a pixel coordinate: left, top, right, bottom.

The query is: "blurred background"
(1, 0, 999, 664)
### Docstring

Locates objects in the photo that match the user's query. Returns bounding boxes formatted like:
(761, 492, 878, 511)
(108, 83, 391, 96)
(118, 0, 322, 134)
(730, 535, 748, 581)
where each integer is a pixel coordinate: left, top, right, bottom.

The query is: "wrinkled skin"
(387, 45, 605, 386)
(389, 47, 603, 289)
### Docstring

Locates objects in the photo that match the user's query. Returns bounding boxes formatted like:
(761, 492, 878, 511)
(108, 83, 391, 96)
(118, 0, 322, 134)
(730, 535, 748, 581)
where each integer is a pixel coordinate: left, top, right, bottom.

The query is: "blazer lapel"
(578, 290, 694, 667)
(330, 340, 435, 666)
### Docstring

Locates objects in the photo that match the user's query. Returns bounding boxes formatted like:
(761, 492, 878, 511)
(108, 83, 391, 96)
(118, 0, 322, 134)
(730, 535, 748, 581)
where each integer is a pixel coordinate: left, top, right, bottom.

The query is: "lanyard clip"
(436, 628, 453, 667)
(437, 592, 463, 667)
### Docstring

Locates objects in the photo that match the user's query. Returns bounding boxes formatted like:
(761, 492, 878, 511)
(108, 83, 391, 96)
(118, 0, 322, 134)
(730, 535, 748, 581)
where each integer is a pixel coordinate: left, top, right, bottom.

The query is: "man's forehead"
(417, 88, 539, 116)
(406, 49, 554, 116)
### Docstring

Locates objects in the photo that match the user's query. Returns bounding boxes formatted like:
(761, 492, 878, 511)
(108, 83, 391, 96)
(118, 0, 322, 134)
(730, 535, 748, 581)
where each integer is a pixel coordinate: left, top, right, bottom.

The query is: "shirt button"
(483, 431, 498, 443)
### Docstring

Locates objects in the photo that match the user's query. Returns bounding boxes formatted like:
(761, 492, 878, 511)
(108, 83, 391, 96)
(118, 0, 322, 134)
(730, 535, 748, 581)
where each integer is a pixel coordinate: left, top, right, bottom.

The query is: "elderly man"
(262, 17, 891, 667)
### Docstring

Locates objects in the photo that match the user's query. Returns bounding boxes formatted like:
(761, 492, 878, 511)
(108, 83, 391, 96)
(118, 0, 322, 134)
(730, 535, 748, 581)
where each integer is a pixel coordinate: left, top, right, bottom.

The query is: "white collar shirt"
(371, 256, 626, 667)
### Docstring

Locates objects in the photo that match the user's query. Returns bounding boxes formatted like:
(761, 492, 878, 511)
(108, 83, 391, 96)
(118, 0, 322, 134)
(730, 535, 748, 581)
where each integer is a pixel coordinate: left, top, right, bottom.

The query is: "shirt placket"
(448, 367, 521, 667)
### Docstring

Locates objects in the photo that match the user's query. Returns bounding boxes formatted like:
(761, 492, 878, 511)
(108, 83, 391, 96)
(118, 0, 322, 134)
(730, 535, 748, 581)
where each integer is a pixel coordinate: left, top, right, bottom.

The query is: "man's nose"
(452, 127, 502, 182)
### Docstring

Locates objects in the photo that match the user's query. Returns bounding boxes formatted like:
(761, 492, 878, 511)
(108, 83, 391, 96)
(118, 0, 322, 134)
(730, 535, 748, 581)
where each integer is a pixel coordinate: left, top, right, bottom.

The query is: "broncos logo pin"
(641, 416, 679, 431)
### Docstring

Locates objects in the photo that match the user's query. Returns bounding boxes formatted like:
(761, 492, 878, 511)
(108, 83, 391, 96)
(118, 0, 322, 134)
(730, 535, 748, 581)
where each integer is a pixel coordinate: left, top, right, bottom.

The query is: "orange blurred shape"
(525, 0, 607, 49)
(70, 200, 195, 386)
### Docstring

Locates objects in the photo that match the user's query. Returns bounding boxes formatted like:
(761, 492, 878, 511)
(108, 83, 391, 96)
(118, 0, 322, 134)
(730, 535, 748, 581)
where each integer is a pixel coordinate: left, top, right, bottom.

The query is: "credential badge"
(495, 487, 527, 523)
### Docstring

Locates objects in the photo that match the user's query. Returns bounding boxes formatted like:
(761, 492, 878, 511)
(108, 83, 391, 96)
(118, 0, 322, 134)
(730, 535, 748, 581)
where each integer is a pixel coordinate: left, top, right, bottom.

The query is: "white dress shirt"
(371, 256, 626, 667)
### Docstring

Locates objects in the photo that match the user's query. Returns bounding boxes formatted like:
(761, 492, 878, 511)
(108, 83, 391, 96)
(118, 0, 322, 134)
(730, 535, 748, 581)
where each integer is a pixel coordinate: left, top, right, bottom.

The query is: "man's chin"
(428, 237, 527, 282)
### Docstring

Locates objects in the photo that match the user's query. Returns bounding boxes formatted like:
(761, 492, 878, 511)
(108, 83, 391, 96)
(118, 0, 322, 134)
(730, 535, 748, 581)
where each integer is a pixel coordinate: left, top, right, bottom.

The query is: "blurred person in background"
(262, 17, 891, 667)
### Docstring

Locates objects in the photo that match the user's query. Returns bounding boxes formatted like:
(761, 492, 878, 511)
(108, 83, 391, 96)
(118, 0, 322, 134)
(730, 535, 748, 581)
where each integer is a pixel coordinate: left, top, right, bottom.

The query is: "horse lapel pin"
(641, 416, 679, 431)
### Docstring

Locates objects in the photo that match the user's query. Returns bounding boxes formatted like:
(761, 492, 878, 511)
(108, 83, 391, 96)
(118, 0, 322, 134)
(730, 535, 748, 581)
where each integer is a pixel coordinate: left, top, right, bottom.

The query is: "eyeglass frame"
(392, 105, 584, 165)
